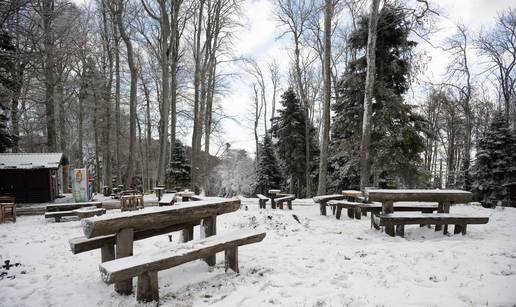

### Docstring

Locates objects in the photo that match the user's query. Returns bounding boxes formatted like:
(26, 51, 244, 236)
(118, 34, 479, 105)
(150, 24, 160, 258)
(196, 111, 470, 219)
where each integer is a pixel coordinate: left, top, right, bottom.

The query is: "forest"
(1, 0, 515, 206)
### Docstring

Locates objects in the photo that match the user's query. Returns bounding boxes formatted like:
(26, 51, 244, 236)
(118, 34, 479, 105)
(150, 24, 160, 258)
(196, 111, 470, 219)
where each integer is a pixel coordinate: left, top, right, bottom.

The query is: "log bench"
(45, 206, 106, 222)
(313, 194, 346, 215)
(99, 230, 266, 302)
(257, 194, 270, 209)
(158, 193, 176, 207)
(275, 194, 295, 210)
(45, 202, 103, 222)
(378, 212, 489, 237)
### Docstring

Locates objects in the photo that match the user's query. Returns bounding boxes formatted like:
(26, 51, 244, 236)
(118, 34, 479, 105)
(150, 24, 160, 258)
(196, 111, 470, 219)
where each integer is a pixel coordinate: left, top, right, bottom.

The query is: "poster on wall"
(72, 168, 88, 202)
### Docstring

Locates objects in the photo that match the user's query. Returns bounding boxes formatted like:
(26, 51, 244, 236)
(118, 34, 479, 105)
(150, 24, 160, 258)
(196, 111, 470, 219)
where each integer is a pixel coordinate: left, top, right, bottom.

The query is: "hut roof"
(0, 153, 66, 170)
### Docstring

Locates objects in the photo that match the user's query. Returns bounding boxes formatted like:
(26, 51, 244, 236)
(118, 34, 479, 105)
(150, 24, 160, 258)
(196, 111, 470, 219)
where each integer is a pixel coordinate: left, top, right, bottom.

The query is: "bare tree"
(359, 0, 380, 192)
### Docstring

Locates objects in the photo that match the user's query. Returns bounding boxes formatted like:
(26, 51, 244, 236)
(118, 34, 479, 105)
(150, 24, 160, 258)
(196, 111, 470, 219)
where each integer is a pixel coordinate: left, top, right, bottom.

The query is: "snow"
(1, 199, 516, 306)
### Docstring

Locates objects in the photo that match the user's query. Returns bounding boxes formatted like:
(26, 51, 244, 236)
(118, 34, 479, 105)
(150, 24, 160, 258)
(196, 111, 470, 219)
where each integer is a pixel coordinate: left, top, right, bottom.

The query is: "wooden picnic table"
(268, 189, 288, 209)
(153, 187, 165, 201)
(80, 198, 240, 294)
(365, 189, 472, 236)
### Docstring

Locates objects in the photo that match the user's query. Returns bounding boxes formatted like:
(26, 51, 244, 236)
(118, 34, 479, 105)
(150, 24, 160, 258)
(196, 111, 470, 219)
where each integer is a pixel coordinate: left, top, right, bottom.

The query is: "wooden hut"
(0, 153, 68, 203)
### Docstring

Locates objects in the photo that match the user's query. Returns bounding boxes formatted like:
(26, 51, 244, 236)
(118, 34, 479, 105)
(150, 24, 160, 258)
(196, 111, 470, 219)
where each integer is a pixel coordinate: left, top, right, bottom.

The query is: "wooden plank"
(46, 202, 102, 212)
(379, 213, 489, 226)
(313, 194, 346, 203)
(99, 230, 266, 284)
(82, 198, 240, 238)
(69, 221, 201, 254)
(44, 210, 75, 219)
(366, 189, 472, 203)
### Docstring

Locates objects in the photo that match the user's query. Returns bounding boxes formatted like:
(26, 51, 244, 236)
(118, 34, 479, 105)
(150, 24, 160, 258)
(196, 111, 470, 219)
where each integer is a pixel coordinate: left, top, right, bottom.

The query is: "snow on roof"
(0, 153, 65, 169)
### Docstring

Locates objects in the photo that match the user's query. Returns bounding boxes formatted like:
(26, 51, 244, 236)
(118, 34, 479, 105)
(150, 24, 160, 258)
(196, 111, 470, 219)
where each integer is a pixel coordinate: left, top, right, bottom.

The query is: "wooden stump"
(136, 271, 159, 302)
(114, 228, 134, 294)
(201, 216, 217, 266)
(225, 246, 239, 273)
(383, 200, 395, 236)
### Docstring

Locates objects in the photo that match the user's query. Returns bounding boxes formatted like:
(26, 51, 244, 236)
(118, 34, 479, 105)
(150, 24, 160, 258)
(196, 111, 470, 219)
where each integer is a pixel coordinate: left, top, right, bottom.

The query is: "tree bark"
(359, 0, 380, 192)
(317, 0, 332, 195)
(42, 0, 57, 152)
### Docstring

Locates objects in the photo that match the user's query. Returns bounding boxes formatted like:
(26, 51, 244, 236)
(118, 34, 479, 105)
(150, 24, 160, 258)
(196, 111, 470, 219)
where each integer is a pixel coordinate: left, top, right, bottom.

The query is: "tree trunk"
(317, 0, 332, 196)
(42, 0, 57, 152)
(359, 0, 380, 192)
(113, 19, 121, 185)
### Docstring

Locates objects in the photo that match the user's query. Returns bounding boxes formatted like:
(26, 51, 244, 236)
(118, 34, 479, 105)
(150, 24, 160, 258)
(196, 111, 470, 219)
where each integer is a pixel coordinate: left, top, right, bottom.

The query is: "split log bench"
(257, 194, 270, 209)
(366, 189, 474, 236)
(99, 230, 266, 302)
(313, 194, 346, 215)
(45, 202, 102, 222)
(70, 198, 242, 301)
(378, 212, 489, 237)
(276, 194, 295, 210)
(158, 193, 176, 206)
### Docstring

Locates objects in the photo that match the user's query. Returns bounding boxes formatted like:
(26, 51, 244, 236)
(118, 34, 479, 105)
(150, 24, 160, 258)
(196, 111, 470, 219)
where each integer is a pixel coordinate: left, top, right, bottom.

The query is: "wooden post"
(347, 208, 354, 219)
(181, 225, 194, 242)
(287, 200, 292, 210)
(320, 202, 327, 215)
(101, 243, 115, 262)
(383, 200, 394, 236)
(136, 271, 159, 302)
(201, 216, 217, 266)
(271, 198, 276, 209)
(114, 228, 134, 294)
(395, 224, 404, 237)
(355, 207, 362, 220)
(278, 201, 284, 210)
(335, 206, 342, 220)
(225, 246, 239, 273)
(442, 201, 451, 234)
(453, 224, 463, 234)
(461, 224, 467, 235)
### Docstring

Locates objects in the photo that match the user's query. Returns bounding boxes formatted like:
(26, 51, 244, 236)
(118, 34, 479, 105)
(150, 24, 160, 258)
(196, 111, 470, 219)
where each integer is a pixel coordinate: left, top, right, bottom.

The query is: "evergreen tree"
(166, 140, 191, 189)
(255, 134, 282, 194)
(328, 4, 427, 191)
(271, 88, 319, 197)
(472, 112, 516, 207)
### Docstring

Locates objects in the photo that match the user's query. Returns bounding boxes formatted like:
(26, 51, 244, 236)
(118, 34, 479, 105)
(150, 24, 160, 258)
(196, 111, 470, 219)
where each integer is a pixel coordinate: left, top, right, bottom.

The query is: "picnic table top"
(268, 189, 281, 194)
(81, 198, 240, 238)
(341, 190, 362, 197)
(365, 189, 472, 203)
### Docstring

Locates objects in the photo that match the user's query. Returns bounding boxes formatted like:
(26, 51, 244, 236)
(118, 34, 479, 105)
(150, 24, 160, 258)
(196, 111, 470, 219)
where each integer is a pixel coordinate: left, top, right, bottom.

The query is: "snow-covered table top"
(365, 189, 472, 203)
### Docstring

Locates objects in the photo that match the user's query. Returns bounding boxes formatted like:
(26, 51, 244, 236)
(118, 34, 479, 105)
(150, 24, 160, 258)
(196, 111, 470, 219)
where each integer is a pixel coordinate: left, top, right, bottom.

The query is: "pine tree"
(472, 112, 516, 207)
(166, 140, 191, 189)
(328, 4, 427, 191)
(271, 88, 319, 197)
(255, 134, 282, 194)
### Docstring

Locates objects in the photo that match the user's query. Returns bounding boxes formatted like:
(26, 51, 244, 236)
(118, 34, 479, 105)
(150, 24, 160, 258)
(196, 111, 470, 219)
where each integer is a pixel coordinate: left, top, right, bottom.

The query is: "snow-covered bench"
(158, 193, 176, 206)
(313, 194, 346, 215)
(45, 202, 103, 222)
(276, 194, 295, 210)
(256, 194, 270, 209)
(99, 230, 266, 302)
(378, 212, 489, 237)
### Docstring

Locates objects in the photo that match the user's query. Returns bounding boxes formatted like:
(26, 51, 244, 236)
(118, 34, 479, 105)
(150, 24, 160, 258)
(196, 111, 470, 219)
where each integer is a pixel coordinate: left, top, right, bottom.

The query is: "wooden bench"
(73, 207, 106, 219)
(257, 194, 270, 209)
(99, 230, 266, 302)
(378, 212, 489, 237)
(45, 202, 103, 222)
(275, 194, 295, 209)
(158, 193, 176, 206)
(120, 194, 144, 211)
(313, 194, 346, 215)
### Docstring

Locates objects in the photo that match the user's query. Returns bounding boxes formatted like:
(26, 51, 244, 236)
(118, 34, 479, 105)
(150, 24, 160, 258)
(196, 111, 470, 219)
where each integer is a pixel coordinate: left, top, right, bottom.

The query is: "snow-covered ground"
(1, 199, 515, 306)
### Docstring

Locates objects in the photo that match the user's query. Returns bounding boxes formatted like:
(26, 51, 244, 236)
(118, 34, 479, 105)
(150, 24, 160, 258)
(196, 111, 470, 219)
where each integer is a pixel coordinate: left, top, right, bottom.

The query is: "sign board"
(72, 168, 88, 202)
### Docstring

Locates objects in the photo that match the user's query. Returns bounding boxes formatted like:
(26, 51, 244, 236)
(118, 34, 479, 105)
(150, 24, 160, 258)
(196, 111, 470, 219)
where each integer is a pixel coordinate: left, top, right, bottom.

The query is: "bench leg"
(115, 228, 134, 294)
(395, 225, 404, 237)
(271, 199, 276, 209)
(355, 207, 361, 220)
(320, 202, 326, 215)
(362, 210, 367, 217)
(332, 204, 336, 215)
(55, 216, 61, 223)
(137, 271, 159, 302)
(347, 208, 354, 219)
(225, 246, 239, 273)
(287, 200, 292, 210)
(461, 224, 467, 235)
(181, 225, 194, 243)
(101, 243, 115, 262)
(201, 216, 217, 266)
(335, 207, 342, 220)
(279, 201, 283, 210)
(384, 201, 395, 236)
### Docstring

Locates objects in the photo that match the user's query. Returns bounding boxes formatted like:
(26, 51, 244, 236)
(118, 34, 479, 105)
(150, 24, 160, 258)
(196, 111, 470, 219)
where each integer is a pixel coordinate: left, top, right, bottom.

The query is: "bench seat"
(44, 210, 76, 222)
(313, 194, 346, 215)
(275, 195, 295, 210)
(379, 212, 489, 237)
(99, 230, 266, 302)
(46, 201, 102, 212)
(256, 194, 270, 209)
